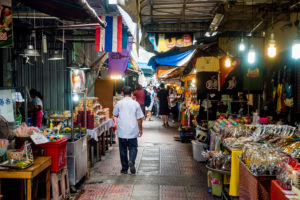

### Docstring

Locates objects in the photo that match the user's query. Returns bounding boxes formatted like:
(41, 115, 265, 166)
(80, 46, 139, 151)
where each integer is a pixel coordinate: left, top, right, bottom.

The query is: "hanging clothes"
(281, 85, 286, 113)
(276, 84, 283, 113)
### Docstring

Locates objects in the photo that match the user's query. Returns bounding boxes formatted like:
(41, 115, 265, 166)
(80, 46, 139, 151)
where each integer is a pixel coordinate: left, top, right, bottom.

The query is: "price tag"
(30, 133, 49, 145)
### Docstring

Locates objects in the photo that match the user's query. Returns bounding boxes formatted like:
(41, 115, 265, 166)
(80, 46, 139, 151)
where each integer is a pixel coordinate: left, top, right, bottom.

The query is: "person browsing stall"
(30, 89, 43, 128)
(113, 86, 144, 175)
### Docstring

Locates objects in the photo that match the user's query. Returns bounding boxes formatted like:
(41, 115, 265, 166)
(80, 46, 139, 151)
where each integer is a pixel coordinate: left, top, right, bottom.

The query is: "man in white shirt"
(113, 86, 144, 174)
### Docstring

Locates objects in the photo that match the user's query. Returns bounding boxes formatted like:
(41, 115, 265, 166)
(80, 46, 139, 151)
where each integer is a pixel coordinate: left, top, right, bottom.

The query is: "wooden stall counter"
(0, 157, 51, 200)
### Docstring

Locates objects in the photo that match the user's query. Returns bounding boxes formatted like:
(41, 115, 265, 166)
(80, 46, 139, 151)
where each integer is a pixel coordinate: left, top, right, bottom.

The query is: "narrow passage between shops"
(76, 118, 215, 200)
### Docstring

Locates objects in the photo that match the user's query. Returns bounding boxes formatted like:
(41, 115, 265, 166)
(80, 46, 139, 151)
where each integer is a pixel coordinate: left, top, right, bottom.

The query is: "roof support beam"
(183, 0, 187, 22)
(141, 15, 213, 19)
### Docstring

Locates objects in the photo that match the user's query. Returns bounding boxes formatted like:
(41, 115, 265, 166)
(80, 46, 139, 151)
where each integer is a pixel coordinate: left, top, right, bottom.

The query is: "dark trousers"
(118, 138, 138, 171)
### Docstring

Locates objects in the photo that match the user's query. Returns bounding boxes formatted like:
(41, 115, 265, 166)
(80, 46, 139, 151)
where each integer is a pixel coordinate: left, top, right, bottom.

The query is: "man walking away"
(113, 86, 144, 175)
(157, 83, 170, 127)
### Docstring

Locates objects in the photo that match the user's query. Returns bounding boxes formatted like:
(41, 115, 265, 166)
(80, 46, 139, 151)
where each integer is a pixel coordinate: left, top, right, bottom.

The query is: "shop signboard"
(0, 89, 14, 122)
(152, 33, 193, 52)
(0, 0, 13, 48)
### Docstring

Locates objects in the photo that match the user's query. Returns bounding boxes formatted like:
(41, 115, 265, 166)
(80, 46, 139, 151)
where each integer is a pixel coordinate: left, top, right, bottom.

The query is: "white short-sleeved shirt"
(113, 97, 144, 139)
(32, 97, 43, 109)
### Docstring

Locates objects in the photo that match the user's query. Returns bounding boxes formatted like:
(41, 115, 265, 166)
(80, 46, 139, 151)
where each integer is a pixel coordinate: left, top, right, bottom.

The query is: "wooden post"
(46, 168, 50, 200)
(26, 179, 31, 200)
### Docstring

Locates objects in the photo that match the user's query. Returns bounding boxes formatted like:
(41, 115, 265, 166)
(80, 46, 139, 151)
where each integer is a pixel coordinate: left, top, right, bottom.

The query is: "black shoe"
(128, 161, 136, 174)
(120, 170, 128, 174)
(166, 122, 170, 127)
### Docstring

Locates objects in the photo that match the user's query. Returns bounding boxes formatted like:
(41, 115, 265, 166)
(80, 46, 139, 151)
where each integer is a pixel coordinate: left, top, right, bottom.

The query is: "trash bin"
(191, 140, 208, 162)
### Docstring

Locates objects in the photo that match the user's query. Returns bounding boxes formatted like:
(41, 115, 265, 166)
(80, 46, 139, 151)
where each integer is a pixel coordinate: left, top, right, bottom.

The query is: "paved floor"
(76, 118, 214, 200)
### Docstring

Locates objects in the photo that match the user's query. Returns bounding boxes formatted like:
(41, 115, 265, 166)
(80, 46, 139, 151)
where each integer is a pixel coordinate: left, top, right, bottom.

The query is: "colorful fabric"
(108, 38, 133, 76)
(148, 49, 195, 71)
(35, 110, 43, 128)
(229, 150, 242, 196)
(95, 16, 122, 52)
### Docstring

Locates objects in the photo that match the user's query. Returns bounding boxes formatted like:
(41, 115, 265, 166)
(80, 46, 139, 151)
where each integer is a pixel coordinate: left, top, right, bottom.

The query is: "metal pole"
(84, 88, 87, 137)
(70, 70, 74, 142)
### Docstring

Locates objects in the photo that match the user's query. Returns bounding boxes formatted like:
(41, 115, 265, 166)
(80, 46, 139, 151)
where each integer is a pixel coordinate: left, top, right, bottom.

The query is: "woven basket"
(6, 149, 24, 161)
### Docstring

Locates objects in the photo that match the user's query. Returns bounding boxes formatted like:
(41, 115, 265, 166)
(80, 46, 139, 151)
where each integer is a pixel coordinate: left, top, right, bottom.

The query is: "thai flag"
(95, 16, 122, 52)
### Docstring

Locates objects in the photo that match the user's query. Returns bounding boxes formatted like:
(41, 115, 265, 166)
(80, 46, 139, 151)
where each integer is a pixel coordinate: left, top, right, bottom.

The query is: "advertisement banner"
(0, 0, 13, 48)
(0, 89, 14, 122)
(153, 33, 193, 52)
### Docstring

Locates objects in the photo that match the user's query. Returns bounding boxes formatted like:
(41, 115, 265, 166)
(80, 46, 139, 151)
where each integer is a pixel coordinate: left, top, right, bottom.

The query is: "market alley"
(76, 118, 213, 200)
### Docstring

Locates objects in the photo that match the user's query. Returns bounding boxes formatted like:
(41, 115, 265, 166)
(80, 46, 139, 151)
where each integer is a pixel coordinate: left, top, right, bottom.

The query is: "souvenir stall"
(203, 119, 300, 200)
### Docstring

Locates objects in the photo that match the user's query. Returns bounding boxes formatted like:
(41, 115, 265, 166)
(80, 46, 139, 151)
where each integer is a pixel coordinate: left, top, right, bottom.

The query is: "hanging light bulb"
(292, 37, 300, 60)
(239, 38, 246, 52)
(267, 33, 277, 58)
(192, 78, 196, 83)
(248, 44, 256, 64)
(193, 69, 197, 73)
(225, 55, 232, 68)
(73, 94, 79, 102)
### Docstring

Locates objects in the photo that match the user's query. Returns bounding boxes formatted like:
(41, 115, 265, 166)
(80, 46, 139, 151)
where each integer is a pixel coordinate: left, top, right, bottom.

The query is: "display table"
(0, 157, 51, 200)
(239, 161, 276, 200)
(87, 119, 114, 159)
(271, 180, 299, 200)
(86, 119, 114, 142)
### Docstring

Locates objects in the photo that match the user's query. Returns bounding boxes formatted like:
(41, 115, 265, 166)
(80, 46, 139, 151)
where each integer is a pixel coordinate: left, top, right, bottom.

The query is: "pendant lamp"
(48, 50, 64, 60)
(22, 44, 41, 57)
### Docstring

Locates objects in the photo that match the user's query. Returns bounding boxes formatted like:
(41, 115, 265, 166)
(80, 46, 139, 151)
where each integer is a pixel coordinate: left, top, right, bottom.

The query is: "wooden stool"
(51, 167, 70, 200)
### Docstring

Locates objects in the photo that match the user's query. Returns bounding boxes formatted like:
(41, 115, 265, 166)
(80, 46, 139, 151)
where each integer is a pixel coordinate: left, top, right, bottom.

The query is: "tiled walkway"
(77, 118, 214, 200)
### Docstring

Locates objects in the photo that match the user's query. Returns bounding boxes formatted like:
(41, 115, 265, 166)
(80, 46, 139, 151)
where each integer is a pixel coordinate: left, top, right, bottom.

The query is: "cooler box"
(191, 140, 208, 162)
(39, 137, 68, 172)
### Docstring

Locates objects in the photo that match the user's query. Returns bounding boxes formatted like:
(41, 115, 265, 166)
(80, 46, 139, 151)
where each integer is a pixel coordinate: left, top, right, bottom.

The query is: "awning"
(19, 0, 106, 27)
(148, 48, 196, 71)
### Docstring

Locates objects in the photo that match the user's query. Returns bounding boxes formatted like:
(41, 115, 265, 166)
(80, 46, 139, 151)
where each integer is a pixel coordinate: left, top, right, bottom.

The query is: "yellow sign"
(157, 34, 193, 52)
(195, 57, 220, 72)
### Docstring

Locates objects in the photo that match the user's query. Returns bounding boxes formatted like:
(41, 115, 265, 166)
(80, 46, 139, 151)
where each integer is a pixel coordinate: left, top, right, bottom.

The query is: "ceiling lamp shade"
(22, 45, 40, 57)
(80, 64, 90, 70)
(67, 61, 81, 69)
(48, 50, 64, 61)
(267, 33, 277, 58)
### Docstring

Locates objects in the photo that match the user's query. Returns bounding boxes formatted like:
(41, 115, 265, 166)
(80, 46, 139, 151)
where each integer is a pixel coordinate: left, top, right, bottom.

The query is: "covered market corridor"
(76, 118, 214, 200)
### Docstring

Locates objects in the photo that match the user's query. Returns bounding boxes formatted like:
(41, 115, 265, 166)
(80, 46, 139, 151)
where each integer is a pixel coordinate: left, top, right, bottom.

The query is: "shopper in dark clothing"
(157, 83, 170, 127)
(133, 84, 145, 115)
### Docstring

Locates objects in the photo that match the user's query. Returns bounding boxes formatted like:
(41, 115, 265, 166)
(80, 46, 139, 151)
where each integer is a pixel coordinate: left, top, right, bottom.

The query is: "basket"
(6, 149, 24, 161)
(38, 137, 67, 172)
